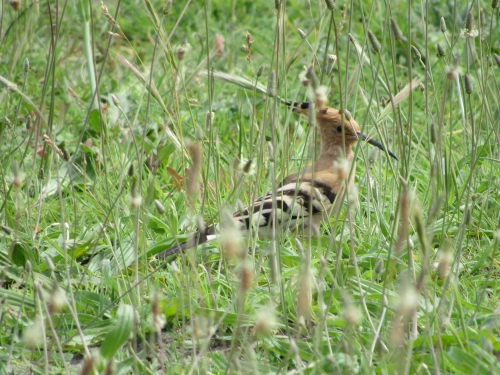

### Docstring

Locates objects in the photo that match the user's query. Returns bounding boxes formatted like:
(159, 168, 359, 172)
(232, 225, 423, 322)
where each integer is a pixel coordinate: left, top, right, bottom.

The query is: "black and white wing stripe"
(156, 179, 339, 259)
(231, 179, 338, 234)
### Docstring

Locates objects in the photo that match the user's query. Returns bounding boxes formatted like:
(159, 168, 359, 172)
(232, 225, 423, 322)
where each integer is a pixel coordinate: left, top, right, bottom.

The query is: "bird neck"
(318, 141, 354, 163)
(307, 142, 355, 174)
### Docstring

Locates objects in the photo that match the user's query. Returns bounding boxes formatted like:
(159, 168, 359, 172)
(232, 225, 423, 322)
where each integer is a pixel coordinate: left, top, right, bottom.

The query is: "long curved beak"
(358, 133, 398, 160)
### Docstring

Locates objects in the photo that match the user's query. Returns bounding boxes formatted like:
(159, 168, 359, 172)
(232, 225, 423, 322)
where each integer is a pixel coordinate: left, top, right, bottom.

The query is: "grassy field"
(1, 0, 500, 373)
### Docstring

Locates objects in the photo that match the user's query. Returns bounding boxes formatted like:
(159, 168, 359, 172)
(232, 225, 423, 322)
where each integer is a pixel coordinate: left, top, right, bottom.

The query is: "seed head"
(368, 30, 381, 53)
(313, 188, 323, 202)
(101, 3, 116, 25)
(44, 254, 56, 272)
(253, 306, 277, 336)
(297, 28, 306, 39)
(465, 11, 474, 31)
(347, 184, 359, 207)
(150, 293, 166, 332)
(411, 45, 421, 60)
(129, 178, 142, 208)
(305, 65, 318, 90)
(408, 237, 414, 249)
(297, 265, 312, 319)
(256, 65, 264, 77)
(437, 43, 445, 57)
(493, 0, 499, 9)
(325, 54, 337, 75)
(464, 74, 473, 94)
(163, 0, 172, 14)
(24, 58, 30, 72)
(195, 215, 205, 235)
(267, 142, 274, 161)
(9, 0, 21, 10)
(299, 66, 309, 86)
(12, 161, 25, 189)
(243, 32, 253, 62)
(205, 111, 213, 131)
(267, 71, 276, 97)
(240, 260, 253, 292)
(368, 146, 380, 164)
(314, 86, 328, 108)
(177, 47, 186, 60)
(390, 18, 404, 41)
(240, 158, 255, 176)
(186, 141, 202, 204)
(342, 293, 362, 326)
(437, 246, 453, 277)
(215, 33, 225, 55)
(440, 17, 447, 33)
(219, 210, 242, 260)
(23, 316, 44, 349)
(430, 123, 436, 144)
(462, 11, 478, 38)
(111, 94, 119, 106)
(128, 163, 134, 177)
(154, 199, 166, 215)
(43, 134, 65, 159)
(447, 66, 459, 81)
(48, 284, 67, 315)
(325, 0, 335, 11)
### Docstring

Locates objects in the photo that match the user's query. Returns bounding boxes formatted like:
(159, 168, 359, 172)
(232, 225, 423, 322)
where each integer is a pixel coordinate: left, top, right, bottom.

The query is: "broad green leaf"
(100, 304, 135, 359)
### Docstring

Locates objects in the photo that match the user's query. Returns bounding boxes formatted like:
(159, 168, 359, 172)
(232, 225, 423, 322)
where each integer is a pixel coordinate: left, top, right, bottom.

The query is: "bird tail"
(155, 241, 191, 259)
(155, 228, 214, 259)
(284, 101, 311, 116)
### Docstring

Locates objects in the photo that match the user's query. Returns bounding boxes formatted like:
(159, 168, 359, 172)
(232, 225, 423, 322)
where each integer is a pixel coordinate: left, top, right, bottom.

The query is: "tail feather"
(155, 241, 191, 259)
(156, 229, 211, 259)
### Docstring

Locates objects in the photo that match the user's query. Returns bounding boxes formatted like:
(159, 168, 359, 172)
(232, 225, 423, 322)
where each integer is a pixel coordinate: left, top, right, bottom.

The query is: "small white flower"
(461, 28, 479, 38)
(347, 185, 358, 207)
(298, 66, 309, 86)
(314, 86, 329, 108)
(254, 306, 277, 335)
(23, 316, 44, 349)
(128, 194, 142, 209)
(399, 284, 419, 316)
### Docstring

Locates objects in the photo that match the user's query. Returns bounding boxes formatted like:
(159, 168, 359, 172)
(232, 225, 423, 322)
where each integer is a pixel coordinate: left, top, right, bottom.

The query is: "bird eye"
(336, 126, 342, 133)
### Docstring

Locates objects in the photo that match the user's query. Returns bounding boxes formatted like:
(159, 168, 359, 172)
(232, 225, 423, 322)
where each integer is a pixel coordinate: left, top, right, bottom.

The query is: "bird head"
(287, 101, 398, 160)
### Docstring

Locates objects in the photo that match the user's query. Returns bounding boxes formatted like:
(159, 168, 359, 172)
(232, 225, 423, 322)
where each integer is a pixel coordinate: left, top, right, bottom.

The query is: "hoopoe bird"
(156, 102, 397, 259)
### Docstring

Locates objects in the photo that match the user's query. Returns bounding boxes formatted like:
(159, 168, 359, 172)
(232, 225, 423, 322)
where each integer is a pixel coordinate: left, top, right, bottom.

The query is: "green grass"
(1, 0, 500, 373)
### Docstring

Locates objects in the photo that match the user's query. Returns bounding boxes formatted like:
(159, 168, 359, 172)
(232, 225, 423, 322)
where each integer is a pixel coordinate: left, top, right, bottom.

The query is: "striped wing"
(233, 179, 338, 235)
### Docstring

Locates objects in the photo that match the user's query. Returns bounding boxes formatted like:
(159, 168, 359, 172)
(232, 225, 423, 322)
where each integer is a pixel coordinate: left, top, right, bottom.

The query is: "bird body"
(156, 102, 397, 259)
